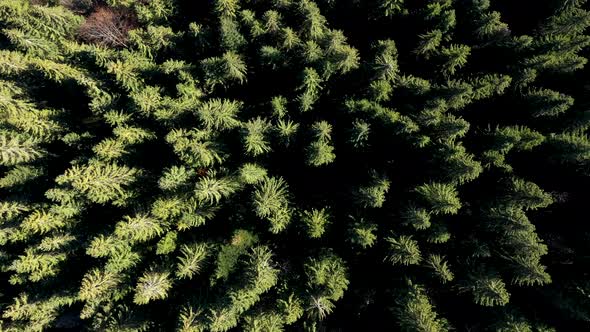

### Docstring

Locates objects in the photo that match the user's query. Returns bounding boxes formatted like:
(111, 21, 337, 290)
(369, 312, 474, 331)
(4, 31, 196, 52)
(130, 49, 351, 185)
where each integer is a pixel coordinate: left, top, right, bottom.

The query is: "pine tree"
(176, 243, 210, 279)
(525, 88, 574, 117)
(348, 218, 378, 249)
(385, 234, 422, 265)
(393, 280, 450, 332)
(301, 208, 330, 238)
(354, 171, 390, 208)
(114, 213, 166, 244)
(242, 117, 273, 156)
(414, 182, 461, 215)
(297, 67, 323, 112)
(415, 30, 443, 57)
(239, 163, 268, 184)
(0, 134, 45, 166)
(252, 177, 292, 233)
(304, 253, 349, 320)
(424, 255, 454, 283)
(201, 52, 247, 89)
(0, 0, 589, 330)
(439, 44, 471, 76)
(55, 162, 140, 205)
(307, 121, 336, 166)
(133, 271, 172, 305)
(194, 175, 240, 204)
(197, 99, 242, 131)
(468, 274, 511, 307)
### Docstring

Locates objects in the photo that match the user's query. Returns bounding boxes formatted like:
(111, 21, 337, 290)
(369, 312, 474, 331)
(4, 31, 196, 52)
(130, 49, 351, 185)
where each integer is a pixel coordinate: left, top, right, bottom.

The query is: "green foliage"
(242, 117, 272, 156)
(507, 178, 553, 210)
(194, 175, 240, 204)
(133, 271, 172, 305)
(525, 88, 575, 117)
(426, 224, 452, 244)
(0, 134, 45, 166)
(402, 205, 431, 230)
(299, 0, 327, 40)
(385, 235, 422, 265)
(439, 144, 483, 184)
(212, 229, 258, 283)
(239, 163, 268, 184)
(276, 118, 300, 146)
(0, 201, 30, 221)
(415, 183, 461, 215)
(416, 30, 442, 56)
(156, 231, 178, 255)
(304, 253, 349, 319)
(252, 177, 292, 233)
(207, 245, 278, 331)
(373, 39, 399, 81)
(135, 0, 174, 23)
(131, 86, 163, 116)
(20, 209, 66, 235)
(219, 16, 247, 50)
(270, 96, 288, 118)
(166, 129, 225, 168)
(129, 26, 178, 58)
(348, 219, 378, 249)
(542, 5, 590, 35)
(349, 120, 371, 148)
(56, 162, 139, 205)
(467, 274, 511, 307)
(378, 0, 406, 18)
(355, 171, 391, 208)
(79, 269, 120, 303)
(307, 121, 336, 166)
(510, 255, 552, 286)
(301, 208, 330, 238)
(469, 74, 512, 100)
(306, 140, 335, 166)
(546, 132, 590, 173)
(197, 99, 242, 131)
(158, 166, 195, 191)
(114, 213, 165, 244)
(0, 0, 588, 330)
(215, 0, 240, 18)
(440, 44, 471, 76)
(2, 293, 76, 331)
(297, 67, 322, 112)
(176, 243, 210, 279)
(8, 248, 68, 283)
(424, 255, 454, 283)
(475, 12, 509, 39)
(489, 126, 545, 152)
(393, 281, 450, 332)
(201, 51, 247, 88)
(0, 165, 43, 188)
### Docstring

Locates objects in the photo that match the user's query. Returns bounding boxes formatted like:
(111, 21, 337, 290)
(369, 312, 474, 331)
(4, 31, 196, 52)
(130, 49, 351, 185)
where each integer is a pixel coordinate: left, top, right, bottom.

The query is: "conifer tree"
(393, 281, 450, 332)
(0, 0, 589, 330)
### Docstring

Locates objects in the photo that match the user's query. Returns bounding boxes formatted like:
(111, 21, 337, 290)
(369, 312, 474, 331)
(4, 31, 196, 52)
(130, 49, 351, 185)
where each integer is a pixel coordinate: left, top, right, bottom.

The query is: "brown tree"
(78, 7, 135, 47)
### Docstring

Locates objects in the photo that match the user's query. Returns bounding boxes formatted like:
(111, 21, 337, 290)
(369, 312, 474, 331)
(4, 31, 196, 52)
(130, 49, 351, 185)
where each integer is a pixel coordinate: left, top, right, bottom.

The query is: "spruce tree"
(0, 0, 589, 330)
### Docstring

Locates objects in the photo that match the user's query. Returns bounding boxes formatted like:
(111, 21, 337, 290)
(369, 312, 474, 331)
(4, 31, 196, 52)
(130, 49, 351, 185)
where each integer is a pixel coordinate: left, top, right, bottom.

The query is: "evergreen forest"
(1, 0, 590, 331)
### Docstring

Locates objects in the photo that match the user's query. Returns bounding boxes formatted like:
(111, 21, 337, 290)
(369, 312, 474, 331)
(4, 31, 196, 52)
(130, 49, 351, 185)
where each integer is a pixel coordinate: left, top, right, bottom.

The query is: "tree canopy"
(0, 0, 589, 331)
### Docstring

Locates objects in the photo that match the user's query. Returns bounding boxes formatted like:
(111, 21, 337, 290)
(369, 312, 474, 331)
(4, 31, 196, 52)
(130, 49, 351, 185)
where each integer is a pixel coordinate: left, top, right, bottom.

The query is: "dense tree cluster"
(0, 0, 589, 331)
